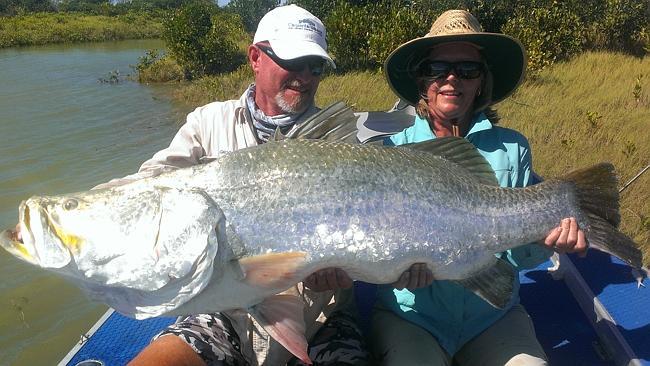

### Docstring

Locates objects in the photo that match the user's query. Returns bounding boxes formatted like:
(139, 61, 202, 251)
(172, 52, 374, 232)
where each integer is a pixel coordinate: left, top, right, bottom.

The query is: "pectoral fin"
(239, 252, 308, 288)
(455, 259, 515, 308)
(250, 294, 311, 365)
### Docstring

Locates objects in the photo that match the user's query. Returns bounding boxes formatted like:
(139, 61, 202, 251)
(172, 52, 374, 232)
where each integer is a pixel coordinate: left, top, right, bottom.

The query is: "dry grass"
(316, 70, 395, 111)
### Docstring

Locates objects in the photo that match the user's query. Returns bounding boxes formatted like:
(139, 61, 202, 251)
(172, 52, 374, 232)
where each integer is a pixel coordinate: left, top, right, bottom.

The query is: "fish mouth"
(0, 200, 72, 268)
(0, 229, 38, 265)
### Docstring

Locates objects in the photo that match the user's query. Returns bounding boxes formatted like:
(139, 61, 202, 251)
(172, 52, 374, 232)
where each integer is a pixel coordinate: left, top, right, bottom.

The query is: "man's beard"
(275, 80, 312, 114)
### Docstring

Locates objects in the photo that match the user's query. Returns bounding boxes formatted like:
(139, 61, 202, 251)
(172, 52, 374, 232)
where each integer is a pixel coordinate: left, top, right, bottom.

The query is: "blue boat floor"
(63, 312, 176, 366)
(519, 259, 614, 366)
(65, 255, 648, 365)
(568, 251, 650, 364)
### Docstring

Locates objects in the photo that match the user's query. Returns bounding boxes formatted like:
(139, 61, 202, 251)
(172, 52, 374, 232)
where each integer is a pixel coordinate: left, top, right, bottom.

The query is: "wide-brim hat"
(384, 10, 526, 106)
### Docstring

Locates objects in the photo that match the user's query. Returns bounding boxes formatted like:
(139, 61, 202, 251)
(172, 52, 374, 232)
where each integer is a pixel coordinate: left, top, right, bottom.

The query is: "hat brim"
(384, 33, 525, 105)
(270, 40, 336, 68)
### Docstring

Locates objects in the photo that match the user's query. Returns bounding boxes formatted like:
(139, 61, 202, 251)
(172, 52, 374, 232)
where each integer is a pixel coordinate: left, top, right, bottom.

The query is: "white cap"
(253, 5, 335, 68)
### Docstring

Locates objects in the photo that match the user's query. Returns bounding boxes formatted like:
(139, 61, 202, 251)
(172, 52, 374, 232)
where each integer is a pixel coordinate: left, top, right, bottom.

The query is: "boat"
(59, 251, 649, 366)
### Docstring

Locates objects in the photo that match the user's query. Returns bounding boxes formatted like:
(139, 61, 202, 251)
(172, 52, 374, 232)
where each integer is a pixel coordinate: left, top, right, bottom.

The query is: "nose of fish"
(12, 198, 72, 268)
(0, 229, 38, 265)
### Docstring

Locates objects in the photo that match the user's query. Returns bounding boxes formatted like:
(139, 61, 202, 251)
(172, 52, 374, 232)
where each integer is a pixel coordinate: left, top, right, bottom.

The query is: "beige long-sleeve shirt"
(97, 91, 334, 365)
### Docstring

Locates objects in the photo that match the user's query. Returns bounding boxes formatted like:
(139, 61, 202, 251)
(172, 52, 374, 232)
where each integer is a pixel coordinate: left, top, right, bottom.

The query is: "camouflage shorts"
(154, 311, 369, 366)
(154, 313, 249, 366)
(289, 311, 371, 366)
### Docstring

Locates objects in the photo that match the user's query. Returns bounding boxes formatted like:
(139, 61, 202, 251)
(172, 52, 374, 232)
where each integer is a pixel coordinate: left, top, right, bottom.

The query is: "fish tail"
(560, 163, 642, 268)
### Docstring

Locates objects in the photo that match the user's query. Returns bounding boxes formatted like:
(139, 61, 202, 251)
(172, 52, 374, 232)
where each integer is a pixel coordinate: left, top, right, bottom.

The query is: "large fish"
(0, 103, 642, 363)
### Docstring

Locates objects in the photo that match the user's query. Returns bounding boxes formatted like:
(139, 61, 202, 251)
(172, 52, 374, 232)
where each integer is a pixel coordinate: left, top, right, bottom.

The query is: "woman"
(370, 10, 588, 366)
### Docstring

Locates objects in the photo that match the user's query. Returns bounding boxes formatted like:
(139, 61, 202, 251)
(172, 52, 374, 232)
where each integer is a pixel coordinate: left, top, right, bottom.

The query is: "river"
(0, 39, 188, 365)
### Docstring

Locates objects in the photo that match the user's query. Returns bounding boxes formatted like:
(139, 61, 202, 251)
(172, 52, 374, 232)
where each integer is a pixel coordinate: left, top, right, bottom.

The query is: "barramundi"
(0, 104, 642, 364)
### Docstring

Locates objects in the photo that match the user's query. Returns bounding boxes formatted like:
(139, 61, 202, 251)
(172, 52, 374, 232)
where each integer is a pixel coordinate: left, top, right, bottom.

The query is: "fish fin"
(272, 127, 284, 141)
(239, 252, 309, 287)
(250, 294, 311, 365)
(401, 136, 498, 186)
(455, 259, 514, 308)
(282, 101, 359, 143)
(559, 163, 642, 268)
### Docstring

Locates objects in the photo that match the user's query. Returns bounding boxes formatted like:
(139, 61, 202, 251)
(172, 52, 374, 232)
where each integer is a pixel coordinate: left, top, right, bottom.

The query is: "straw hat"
(384, 9, 526, 106)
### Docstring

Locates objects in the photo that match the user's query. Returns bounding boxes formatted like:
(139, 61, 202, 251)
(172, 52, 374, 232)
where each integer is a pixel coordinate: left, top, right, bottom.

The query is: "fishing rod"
(619, 164, 650, 194)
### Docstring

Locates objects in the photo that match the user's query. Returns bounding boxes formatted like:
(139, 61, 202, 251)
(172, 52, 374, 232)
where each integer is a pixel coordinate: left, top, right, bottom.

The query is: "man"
(116, 5, 363, 366)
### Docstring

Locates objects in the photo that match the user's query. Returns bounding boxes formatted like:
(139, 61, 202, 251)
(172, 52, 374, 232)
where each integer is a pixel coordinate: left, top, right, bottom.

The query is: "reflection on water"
(0, 40, 186, 365)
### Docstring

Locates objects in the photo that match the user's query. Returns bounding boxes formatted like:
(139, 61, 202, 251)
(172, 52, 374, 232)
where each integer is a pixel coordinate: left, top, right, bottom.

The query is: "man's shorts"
(154, 313, 249, 366)
(154, 311, 370, 366)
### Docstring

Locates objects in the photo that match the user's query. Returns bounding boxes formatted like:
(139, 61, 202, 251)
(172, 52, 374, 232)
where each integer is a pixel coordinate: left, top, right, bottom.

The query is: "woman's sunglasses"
(256, 44, 326, 77)
(417, 60, 484, 80)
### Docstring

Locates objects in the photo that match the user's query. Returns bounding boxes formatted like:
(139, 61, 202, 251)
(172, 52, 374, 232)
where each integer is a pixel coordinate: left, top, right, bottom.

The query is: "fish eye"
(63, 199, 79, 211)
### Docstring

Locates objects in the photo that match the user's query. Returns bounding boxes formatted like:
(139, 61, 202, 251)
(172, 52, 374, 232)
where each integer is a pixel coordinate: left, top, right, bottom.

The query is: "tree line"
(3, 0, 647, 78)
(156, 0, 648, 78)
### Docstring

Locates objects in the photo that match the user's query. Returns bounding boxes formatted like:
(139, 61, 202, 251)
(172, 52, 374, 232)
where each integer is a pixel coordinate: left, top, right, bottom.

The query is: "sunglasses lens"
(420, 62, 451, 79)
(419, 61, 483, 79)
(455, 62, 483, 79)
(258, 44, 325, 76)
(307, 59, 325, 76)
(285, 58, 325, 76)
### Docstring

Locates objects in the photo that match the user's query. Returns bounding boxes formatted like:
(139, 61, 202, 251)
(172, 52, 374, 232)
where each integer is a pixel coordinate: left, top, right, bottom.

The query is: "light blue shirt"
(379, 113, 552, 355)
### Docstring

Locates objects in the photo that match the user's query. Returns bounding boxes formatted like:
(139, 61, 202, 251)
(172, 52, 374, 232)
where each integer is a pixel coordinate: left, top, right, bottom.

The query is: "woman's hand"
(303, 268, 353, 292)
(392, 263, 434, 290)
(541, 217, 588, 257)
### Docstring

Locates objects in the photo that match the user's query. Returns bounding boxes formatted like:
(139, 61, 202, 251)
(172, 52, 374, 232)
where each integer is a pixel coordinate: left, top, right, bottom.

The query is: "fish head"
(1, 185, 225, 315)
(2, 186, 164, 269)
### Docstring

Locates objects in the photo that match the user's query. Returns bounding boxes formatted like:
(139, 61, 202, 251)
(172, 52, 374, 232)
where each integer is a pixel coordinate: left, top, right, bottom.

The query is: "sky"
(217, 0, 229, 5)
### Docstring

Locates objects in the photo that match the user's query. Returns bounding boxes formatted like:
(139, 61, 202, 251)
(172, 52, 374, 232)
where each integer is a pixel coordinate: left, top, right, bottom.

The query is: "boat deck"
(61, 253, 649, 366)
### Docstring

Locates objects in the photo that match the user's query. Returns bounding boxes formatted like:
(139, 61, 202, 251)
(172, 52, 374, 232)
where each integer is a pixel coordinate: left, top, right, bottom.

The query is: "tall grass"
(171, 51, 649, 264)
(0, 12, 162, 48)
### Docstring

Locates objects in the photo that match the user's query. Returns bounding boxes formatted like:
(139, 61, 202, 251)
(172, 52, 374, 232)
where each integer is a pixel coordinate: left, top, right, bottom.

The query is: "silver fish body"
(158, 139, 586, 314)
(3, 136, 639, 317)
(1, 128, 642, 364)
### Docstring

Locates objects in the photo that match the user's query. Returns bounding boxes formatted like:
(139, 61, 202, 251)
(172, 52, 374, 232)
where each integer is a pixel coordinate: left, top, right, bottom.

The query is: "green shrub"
(162, 1, 247, 79)
(137, 54, 185, 83)
(502, 2, 584, 72)
(587, 0, 649, 55)
(288, 0, 339, 21)
(323, 2, 371, 71)
(225, 0, 277, 33)
(367, 2, 431, 70)
(0, 12, 162, 47)
(325, 1, 430, 72)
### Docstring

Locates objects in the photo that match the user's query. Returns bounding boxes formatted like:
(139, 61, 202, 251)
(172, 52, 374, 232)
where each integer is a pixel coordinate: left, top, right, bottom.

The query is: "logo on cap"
(288, 18, 323, 37)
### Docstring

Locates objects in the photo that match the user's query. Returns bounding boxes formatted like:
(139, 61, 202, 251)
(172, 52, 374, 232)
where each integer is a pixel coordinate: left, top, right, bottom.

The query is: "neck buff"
(245, 84, 308, 142)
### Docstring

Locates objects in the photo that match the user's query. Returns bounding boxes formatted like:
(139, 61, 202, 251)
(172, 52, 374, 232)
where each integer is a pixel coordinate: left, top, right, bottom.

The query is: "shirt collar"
(413, 112, 492, 138)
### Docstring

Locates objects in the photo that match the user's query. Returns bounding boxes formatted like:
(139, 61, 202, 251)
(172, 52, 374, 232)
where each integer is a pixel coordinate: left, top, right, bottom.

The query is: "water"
(0, 40, 187, 365)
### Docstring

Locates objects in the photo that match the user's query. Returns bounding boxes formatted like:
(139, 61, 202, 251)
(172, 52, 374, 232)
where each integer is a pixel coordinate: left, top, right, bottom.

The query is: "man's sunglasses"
(256, 44, 326, 76)
(417, 60, 484, 80)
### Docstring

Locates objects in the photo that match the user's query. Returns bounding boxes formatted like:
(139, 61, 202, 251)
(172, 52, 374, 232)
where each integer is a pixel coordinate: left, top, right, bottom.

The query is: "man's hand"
(392, 263, 434, 290)
(542, 217, 588, 257)
(12, 223, 22, 242)
(303, 268, 353, 292)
